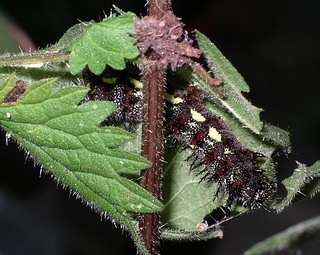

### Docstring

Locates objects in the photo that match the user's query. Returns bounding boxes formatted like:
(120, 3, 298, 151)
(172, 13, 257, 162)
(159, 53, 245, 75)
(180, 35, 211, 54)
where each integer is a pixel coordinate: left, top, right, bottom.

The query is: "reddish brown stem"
(139, 63, 164, 255)
(138, 1, 171, 254)
(147, 0, 172, 17)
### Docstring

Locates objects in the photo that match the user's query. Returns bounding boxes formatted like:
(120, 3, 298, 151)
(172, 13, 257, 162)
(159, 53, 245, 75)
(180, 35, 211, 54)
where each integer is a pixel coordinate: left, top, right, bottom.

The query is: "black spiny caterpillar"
(82, 70, 143, 130)
(168, 85, 275, 209)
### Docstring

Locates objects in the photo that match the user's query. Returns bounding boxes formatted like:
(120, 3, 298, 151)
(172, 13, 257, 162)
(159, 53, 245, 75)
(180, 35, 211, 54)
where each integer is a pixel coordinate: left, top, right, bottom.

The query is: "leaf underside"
(0, 75, 162, 255)
(162, 146, 226, 231)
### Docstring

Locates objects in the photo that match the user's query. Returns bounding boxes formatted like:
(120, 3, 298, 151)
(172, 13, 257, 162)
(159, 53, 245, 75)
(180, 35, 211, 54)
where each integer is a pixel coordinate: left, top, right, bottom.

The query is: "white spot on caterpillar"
(134, 90, 143, 97)
(6, 112, 11, 119)
(208, 127, 222, 142)
(188, 122, 198, 129)
(204, 138, 215, 147)
(190, 109, 206, 122)
(224, 147, 232, 154)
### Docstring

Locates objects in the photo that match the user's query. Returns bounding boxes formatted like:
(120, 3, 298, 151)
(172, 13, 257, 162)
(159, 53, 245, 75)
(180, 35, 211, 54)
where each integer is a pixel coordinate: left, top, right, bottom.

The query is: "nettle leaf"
(274, 161, 320, 211)
(195, 30, 263, 135)
(47, 22, 90, 52)
(244, 216, 320, 255)
(162, 146, 226, 231)
(261, 123, 291, 154)
(0, 75, 162, 255)
(68, 12, 139, 75)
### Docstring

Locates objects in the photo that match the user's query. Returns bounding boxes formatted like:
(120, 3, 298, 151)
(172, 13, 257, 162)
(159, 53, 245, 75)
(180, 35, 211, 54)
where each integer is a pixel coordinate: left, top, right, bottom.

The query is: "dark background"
(0, 0, 319, 254)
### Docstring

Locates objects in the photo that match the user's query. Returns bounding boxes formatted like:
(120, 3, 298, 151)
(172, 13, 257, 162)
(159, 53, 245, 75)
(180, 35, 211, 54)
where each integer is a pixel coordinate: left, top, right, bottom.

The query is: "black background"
(0, 0, 319, 254)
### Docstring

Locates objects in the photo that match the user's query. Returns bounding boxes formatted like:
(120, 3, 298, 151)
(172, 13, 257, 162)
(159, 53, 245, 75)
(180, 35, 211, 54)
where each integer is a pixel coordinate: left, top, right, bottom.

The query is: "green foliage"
(68, 12, 139, 75)
(160, 226, 224, 242)
(261, 123, 291, 153)
(244, 216, 320, 255)
(0, 6, 319, 255)
(195, 30, 263, 135)
(274, 161, 320, 211)
(162, 147, 226, 231)
(0, 75, 162, 255)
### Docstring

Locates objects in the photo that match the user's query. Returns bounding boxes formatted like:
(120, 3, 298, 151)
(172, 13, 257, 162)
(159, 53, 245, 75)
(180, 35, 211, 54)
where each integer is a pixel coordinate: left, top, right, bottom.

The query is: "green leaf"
(274, 161, 320, 211)
(0, 74, 16, 101)
(162, 146, 226, 231)
(68, 12, 139, 75)
(244, 216, 320, 255)
(160, 226, 224, 242)
(47, 22, 90, 52)
(304, 177, 320, 198)
(261, 123, 291, 153)
(0, 75, 163, 255)
(195, 30, 263, 134)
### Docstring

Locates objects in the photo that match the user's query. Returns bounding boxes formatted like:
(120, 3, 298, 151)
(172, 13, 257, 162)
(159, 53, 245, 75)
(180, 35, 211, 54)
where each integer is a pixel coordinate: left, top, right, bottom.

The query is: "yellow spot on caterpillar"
(165, 93, 183, 104)
(208, 127, 222, 142)
(130, 78, 143, 88)
(190, 109, 206, 122)
(102, 77, 118, 84)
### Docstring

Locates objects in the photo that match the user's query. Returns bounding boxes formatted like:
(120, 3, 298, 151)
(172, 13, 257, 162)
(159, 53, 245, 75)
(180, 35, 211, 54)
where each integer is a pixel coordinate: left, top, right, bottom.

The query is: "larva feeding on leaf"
(167, 84, 275, 209)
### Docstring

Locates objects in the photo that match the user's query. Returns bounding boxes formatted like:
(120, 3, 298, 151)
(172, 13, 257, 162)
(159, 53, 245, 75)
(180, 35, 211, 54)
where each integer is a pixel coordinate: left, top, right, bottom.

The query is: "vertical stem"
(139, 63, 164, 255)
(138, 1, 171, 254)
(148, 0, 172, 17)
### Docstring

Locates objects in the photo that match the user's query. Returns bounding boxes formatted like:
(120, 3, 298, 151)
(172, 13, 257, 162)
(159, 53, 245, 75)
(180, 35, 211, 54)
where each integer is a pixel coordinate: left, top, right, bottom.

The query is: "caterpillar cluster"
(168, 85, 275, 209)
(82, 70, 275, 209)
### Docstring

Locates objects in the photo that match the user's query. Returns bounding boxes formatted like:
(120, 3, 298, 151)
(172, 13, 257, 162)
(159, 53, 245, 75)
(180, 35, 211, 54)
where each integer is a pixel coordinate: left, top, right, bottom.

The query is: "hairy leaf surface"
(162, 146, 226, 231)
(0, 75, 163, 255)
(68, 12, 139, 75)
(195, 31, 263, 134)
(274, 161, 320, 211)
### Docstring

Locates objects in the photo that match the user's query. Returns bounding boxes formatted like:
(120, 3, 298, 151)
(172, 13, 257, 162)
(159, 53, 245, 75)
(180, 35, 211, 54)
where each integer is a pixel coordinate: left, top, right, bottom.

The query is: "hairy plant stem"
(138, 1, 171, 254)
(139, 63, 164, 255)
(0, 52, 69, 67)
(147, 0, 172, 16)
